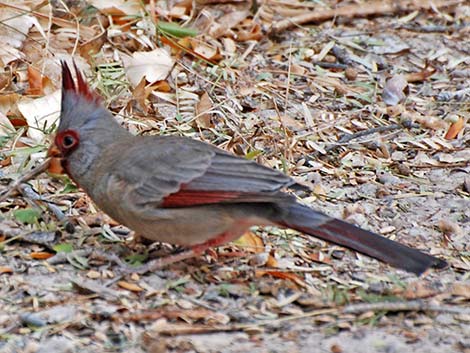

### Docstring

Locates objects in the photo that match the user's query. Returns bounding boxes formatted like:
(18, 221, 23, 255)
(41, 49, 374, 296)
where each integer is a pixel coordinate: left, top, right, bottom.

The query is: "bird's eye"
(62, 134, 76, 148)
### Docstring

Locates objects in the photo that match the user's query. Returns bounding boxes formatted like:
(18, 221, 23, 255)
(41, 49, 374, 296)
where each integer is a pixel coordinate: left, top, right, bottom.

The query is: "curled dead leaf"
(189, 39, 221, 61)
(382, 75, 408, 106)
(438, 219, 462, 237)
(444, 117, 465, 140)
(309, 251, 332, 264)
(451, 283, 470, 298)
(123, 49, 175, 87)
(255, 270, 306, 287)
(236, 22, 263, 42)
(0, 266, 13, 274)
(117, 280, 144, 292)
(386, 104, 404, 117)
(195, 92, 213, 128)
(17, 90, 61, 143)
(234, 231, 264, 253)
(0, 112, 15, 137)
(403, 280, 442, 299)
(404, 67, 436, 83)
(30, 252, 54, 260)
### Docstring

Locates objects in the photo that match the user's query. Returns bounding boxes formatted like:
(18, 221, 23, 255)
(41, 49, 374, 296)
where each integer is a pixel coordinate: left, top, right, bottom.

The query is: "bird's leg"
(122, 231, 240, 275)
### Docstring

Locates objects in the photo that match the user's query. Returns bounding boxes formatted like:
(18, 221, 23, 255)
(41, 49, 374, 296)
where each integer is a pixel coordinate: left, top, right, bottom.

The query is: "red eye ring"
(55, 129, 79, 153)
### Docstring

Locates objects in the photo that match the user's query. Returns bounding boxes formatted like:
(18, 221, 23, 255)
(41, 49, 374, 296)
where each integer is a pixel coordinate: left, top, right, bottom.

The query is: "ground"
(0, 1, 469, 352)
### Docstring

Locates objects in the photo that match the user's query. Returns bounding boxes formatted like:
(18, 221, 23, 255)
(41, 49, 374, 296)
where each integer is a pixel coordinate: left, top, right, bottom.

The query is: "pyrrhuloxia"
(48, 62, 447, 275)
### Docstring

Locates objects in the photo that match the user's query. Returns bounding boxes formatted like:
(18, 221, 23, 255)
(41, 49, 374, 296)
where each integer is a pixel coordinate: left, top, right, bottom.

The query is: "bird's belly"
(112, 205, 248, 246)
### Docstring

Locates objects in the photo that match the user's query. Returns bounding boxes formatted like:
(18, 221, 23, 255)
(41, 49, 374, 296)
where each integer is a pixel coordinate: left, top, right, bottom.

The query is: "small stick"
(343, 300, 470, 315)
(0, 158, 51, 203)
(19, 184, 67, 221)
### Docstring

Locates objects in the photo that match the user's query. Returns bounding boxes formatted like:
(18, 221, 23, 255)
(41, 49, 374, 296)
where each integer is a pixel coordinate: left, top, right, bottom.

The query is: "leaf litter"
(0, 0, 469, 352)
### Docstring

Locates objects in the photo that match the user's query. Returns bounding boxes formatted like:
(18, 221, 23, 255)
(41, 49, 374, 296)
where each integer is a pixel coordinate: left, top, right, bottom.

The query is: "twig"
(142, 308, 339, 336)
(327, 123, 402, 151)
(320, 121, 418, 157)
(270, 0, 463, 34)
(47, 249, 94, 265)
(19, 184, 67, 221)
(0, 158, 51, 203)
(313, 61, 348, 70)
(0, 158, 73, 229)
(437, 87, 470, 101)
(343, 300, 470, 315)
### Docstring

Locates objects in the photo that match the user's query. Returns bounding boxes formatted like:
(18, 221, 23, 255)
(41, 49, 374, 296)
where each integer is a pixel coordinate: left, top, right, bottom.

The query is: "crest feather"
(61, 61, 101, 103)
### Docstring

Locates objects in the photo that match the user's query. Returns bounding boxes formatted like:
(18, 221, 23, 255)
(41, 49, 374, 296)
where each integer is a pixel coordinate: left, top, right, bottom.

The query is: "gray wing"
(105, 136, 297, 207)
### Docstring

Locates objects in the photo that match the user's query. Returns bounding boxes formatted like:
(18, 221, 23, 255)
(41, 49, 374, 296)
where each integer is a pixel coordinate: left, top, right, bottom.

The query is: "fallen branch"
(270, 0, 463, 34)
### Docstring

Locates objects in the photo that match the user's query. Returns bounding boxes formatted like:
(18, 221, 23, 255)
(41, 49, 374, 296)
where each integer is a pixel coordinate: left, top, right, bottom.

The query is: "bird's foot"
(84, 248, 198, 275)
(118, 248, 199, 275)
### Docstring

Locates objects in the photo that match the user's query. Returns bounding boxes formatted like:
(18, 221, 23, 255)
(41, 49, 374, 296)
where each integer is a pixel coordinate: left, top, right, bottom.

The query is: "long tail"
(277, 203, 447, 275)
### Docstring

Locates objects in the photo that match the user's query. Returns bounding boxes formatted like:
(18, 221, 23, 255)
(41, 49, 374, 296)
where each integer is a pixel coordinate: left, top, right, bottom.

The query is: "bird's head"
(48, 61, 102, 162)
(48, 61, 127, 175)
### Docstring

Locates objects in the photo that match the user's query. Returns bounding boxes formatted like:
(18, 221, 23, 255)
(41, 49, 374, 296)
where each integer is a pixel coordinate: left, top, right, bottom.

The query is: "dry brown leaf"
(86, 270, 101, 279)
(17, 90, 61, 143)
(0, 69, 12, 90)
(79, 34, 107, 61)
(0, 111, 15, 137)
(438, 219, 463, 237)
(195, 92, 213, 128)
(174, 309, 230, 325)
(444, 117, 465, 140)
(236, 22, 263, 42)
(313, 184, 327, 200)
(290, 64, 306, 76)
(123, 49, 175, 87)
(189, 39, 221, 61)
(403, 281, 442, 299)
(451, 283, 470, 298)
(234, 231, 264, 253)
(0, 5, 46, 64)
(405, 67, 436, 82)
(265, 254, 279, 267)
(209, 10, 250, 38)
(382, 75, 408, 106)
(30, 252, 54, 260)
(409, 113, 447, 130)
(386, 104, 405, 117)
(280, 115, 303, 130)
(26, 65, 44, 96)
(330, 344, 343, 353)
(0, 155, 11, 167)
(0, 266, 13, 274)
(118, 280, 144, 292)
(256, 270, 306, 287)
(0, 93, 20, 116)
(169, 5, 189, 19)
(309, 252, 332, 264)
